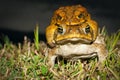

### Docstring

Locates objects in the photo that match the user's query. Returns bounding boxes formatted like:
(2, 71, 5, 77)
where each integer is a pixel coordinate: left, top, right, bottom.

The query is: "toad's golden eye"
(58, 26, 63, 34)
(85, 25, 91, 34)
(55, 24, 63, 34)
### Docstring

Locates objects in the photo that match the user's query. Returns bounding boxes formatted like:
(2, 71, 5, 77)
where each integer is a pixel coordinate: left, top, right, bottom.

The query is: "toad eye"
(55, 24, 64, 34)
(58, 26, 63, 34)
(85, 25, 91, 34)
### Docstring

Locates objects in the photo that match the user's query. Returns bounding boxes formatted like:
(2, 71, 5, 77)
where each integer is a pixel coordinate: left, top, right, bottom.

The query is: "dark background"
(0, 0, 120, 43)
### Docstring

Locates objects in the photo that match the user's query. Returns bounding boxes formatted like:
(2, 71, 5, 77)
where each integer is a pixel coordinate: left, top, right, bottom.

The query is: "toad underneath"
(45, 5, 108, 67)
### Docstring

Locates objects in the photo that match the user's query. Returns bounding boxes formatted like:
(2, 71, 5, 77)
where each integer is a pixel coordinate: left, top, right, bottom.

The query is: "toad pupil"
(85, 25, 90, 33)
(57, 26, 63, 34)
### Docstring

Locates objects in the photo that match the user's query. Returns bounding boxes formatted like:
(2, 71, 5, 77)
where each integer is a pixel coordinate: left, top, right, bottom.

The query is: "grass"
(34, 23, 39, 50)
(0, 26, 120, 80)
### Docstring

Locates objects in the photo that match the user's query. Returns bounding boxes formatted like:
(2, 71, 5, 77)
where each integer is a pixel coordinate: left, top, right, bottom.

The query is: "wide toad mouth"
(55, 37, 93, 45)
(54, 31, 94, 44)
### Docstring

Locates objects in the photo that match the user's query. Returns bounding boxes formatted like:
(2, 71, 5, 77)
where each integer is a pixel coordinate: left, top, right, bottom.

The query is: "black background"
(0, 0, 120, 43)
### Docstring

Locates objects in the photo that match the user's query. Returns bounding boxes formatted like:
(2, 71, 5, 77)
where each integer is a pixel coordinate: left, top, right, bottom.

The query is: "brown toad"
(45, 5, 108, 67)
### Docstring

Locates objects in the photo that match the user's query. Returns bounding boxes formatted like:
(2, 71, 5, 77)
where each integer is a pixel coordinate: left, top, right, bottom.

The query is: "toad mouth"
(56, 37, 93, 44)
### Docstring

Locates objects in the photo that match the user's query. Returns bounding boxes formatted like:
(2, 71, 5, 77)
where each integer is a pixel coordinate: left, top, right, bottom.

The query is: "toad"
(45, 5, 108, 67)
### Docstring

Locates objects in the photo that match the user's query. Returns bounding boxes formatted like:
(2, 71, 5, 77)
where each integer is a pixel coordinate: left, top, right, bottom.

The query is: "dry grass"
(0, 27, 120, 80)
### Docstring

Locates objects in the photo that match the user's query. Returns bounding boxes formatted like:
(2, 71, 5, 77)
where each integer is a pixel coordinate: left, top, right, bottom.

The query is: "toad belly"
(56, 43, 97, 58)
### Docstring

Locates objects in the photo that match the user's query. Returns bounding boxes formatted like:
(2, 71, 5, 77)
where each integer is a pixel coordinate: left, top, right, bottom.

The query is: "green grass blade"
(34, 24, 39, 50)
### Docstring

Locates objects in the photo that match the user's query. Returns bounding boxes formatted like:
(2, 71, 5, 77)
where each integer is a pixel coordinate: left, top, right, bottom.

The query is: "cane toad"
(45, 5, 107, 67)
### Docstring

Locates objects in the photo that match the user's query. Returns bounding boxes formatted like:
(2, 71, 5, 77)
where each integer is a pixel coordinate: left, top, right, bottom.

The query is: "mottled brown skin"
(46, 5, 98, 47)
(45, 5, 107, 67)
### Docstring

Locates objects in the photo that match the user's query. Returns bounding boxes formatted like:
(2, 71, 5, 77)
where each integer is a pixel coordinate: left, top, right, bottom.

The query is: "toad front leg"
(47, 48, 58, 68)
